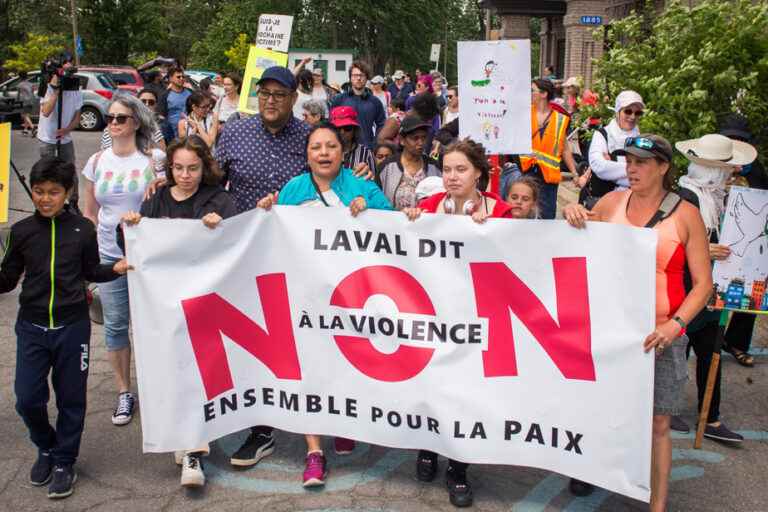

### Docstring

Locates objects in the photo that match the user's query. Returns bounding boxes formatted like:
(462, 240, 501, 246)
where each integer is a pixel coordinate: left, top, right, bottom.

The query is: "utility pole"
(70, 0, 80, 66)
(444, 20, 448, 79)
(485, 8, 491, 40)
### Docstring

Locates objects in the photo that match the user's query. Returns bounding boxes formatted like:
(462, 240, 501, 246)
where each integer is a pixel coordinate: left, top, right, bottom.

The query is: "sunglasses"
(140, 98, 156, 106)
(623, 108, 644, 117)
(624, 137, 669, 160)
(338, 125, 356, 132)
(106, 114, 133, 125)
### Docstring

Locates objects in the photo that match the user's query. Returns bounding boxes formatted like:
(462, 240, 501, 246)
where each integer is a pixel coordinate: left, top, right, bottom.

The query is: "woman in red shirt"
(404, 137, 513, 223)
(402, 137, 512, 508)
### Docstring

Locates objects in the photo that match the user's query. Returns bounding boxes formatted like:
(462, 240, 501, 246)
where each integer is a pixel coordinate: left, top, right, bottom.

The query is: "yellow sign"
(238, 46, 289, 115)
(0, 123, 10, 224)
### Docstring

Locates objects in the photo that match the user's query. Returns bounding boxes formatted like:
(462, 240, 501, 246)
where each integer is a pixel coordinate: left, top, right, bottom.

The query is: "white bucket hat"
(613, 90, 644, 112)
(675, 133, 757, 168)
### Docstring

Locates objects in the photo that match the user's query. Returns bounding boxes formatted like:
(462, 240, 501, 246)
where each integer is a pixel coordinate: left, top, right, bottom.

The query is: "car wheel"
(79, 106, 103, 131)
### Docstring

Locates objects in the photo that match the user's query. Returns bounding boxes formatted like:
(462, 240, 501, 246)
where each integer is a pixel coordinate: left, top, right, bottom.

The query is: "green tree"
(3, 32, 67, 73)
(587, 0, 768, 166)
(225, 33, 251, 70)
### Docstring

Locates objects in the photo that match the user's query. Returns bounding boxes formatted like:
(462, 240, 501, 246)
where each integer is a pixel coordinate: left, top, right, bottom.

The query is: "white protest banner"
(430, 43, 441, 63)
(712, 186, 768, 314)
(125, 207, 656, 502)
(256, 14, 294, 53)
(458, 40, 532, 154)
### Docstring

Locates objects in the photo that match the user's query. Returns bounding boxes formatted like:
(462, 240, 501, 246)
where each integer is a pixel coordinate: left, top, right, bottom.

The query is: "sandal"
(728, 347, 754, 367)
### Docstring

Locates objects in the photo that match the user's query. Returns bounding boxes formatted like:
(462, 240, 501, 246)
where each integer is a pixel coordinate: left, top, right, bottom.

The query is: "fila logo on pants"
(80, 344, 89, 371)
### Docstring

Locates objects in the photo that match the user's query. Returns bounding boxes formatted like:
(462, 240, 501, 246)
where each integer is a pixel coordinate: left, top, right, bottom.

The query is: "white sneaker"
(180, 453, 205, 488)
(111, 392, 135, 426)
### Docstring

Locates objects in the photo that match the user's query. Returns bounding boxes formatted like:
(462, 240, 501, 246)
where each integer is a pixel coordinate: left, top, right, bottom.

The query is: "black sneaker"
(47, 465, 77, 499)
(416, 450, 438, 482)
(30, 450, 52, 486)
(670, 415, 690, 433)
(704, 422, 744, 443)
(230, 430, 275, 467)
(446, 467, 474, 508)
(112, 391, 135, 426)
(569, 478, 595, 497)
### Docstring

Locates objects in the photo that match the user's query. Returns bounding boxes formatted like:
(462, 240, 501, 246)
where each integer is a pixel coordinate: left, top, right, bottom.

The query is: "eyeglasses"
(350, 73, 366, 79)
(140, 98, 156, 106)
(623, 109, 644, 117)
(106, 114, 133, 125)
(193, 103, 211, 110)
(257, 89, 291, 103)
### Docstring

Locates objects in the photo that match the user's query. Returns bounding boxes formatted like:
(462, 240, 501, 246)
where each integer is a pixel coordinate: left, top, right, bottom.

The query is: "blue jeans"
(98, 255, 130, 351)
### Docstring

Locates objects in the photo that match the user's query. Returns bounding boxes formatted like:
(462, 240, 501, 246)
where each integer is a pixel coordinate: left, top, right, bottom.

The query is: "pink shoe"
(302, 452, 327, 487)
(334, 437, 355, 455)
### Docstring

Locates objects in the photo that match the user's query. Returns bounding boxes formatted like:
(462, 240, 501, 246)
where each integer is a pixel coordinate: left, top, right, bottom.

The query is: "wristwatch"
(672, 316, 687, 337)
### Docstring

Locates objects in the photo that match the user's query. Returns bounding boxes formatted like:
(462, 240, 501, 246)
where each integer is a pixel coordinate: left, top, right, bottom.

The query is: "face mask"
(739, 163, 752, 176)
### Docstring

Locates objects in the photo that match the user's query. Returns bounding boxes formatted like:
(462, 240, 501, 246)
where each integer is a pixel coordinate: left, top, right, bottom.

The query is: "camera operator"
(37, 55, 83, 210)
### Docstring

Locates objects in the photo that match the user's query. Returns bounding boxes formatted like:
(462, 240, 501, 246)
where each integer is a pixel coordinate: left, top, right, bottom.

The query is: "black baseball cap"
(399, 115, 432, 135)
(615, 134, 673, 162)
(256, 66, 297, 91)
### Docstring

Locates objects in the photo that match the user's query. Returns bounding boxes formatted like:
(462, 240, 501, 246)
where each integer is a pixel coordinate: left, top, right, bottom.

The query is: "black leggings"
(724, 312, 757, 352)
(686, 322, 721, 423)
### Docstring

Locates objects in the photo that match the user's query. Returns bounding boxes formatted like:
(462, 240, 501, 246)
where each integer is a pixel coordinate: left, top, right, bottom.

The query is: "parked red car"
(78, 65, 144, 95)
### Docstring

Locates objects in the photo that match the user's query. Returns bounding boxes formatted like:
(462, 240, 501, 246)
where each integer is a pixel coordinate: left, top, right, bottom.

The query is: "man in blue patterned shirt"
(216, 67, 311, 214)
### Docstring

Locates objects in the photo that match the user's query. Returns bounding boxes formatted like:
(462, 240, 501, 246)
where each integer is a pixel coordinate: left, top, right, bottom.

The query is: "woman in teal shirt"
(256, 122, 392, 488)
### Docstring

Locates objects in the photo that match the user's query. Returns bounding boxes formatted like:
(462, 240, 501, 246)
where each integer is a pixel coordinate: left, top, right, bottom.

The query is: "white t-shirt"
(444, 109, 459, 125)
(215, 95, 239, 123)
(293, 90, 313, 119)
(300, 189, 342, 208)
(82, 148, 166, 258)
(37, 86, 83, 144)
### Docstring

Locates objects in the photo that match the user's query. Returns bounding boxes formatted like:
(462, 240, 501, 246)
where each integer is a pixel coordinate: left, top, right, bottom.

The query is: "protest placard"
(712, 186, 768, 314)
(256, 14, 294, 53)
(237, 46, 290, 115)
(0, 123, 10, 224)
(457, 40, 532, 155)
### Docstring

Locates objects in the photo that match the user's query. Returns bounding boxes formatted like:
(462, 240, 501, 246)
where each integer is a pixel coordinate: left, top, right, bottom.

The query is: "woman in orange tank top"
(563, 134, 712, 512)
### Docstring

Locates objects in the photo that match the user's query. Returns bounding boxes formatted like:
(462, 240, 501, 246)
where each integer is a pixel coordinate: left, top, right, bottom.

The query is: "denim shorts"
(98, 255, 130, 351)
(653, 335, 688, 416)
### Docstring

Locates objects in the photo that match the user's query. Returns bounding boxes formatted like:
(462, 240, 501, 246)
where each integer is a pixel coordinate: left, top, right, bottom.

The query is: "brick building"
(480, 0, 695, 86)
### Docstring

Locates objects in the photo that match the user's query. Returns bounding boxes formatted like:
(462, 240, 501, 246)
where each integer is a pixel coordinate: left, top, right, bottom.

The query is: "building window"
(335, 60, 346, 71)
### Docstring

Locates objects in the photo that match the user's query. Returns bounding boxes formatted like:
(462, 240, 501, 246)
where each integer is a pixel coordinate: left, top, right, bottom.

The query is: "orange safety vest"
(520, 105, 570, 184)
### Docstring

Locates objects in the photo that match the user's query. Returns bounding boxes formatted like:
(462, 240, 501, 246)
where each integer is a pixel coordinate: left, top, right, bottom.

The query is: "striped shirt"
(343, 143, 376, 175)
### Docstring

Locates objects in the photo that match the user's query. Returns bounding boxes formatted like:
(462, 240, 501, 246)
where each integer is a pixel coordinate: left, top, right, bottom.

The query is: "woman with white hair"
(82, 94, 166, 427)
(584, 90, 644, 207)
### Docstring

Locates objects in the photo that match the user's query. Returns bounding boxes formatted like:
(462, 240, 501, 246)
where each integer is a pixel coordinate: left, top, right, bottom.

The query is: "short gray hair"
(109, 92, 159, 154)
(302, 99, 326, 119)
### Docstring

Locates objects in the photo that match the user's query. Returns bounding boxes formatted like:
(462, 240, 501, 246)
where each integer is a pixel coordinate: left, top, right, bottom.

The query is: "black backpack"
(579, 127, 619, 209)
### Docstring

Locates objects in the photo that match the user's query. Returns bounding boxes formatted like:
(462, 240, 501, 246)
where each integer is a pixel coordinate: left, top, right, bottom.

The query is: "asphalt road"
(0, 129, 766, 511)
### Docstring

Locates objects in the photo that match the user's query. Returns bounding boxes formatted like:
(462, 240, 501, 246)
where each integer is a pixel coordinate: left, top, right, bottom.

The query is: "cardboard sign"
(256, 14, 294, 53)
(457, 40, 532, 155)
(0, 123, 10, 224)
(237, 46, 290, 115)
(430, 44, 441, 63)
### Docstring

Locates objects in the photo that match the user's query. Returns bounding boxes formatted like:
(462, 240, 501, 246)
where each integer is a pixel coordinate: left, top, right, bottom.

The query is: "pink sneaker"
(334, 437, 355, 455)
(302, 452, 327, 487)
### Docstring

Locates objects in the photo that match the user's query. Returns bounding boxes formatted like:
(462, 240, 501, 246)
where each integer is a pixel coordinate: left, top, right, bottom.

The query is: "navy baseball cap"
(257, 66, 297, 91)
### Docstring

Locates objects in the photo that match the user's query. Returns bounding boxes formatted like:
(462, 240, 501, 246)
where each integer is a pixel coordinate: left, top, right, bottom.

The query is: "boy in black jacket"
(0, 156, 129, 499)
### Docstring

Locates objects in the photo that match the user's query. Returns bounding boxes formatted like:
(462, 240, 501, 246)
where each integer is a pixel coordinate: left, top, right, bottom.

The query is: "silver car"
(0, 70, 118, 131)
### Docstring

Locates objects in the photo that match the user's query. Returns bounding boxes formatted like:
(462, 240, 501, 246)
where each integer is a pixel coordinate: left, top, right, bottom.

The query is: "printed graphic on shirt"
(95, 165, 155, 195)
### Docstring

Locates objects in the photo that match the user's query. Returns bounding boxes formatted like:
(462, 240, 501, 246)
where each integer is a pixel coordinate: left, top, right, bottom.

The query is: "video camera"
(37, 51, 80, 97)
